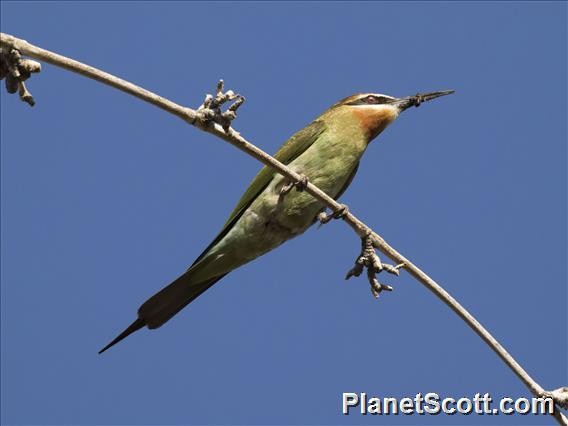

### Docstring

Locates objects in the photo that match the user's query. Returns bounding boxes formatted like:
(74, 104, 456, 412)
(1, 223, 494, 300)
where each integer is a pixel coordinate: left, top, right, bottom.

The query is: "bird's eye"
(346, 95, 391, 106)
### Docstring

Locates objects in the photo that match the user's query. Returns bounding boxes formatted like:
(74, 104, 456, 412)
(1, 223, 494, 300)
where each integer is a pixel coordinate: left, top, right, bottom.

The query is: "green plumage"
(192, 119, 327, 267)
(137, 111, 370, 330)
(99, 89, 456, 354)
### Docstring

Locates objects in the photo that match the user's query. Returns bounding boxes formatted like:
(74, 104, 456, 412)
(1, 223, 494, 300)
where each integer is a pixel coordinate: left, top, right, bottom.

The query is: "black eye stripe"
(347, 95, 392, 106)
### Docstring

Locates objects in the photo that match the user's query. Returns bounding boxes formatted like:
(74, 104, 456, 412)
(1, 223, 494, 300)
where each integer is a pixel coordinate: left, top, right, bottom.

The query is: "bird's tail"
(98, 271, 224, 354)
(98, 318, 145, 354)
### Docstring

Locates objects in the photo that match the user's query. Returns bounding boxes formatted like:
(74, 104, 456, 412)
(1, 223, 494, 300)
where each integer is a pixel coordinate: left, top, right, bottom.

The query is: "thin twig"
(1, 32, 565, 425)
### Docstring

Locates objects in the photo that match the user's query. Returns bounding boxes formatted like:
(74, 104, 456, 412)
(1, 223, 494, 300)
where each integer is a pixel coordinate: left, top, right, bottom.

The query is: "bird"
(99, 89, 454, 353)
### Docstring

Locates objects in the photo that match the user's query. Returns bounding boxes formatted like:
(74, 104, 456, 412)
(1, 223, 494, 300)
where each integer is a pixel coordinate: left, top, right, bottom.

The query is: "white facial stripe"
(368, 93, 394, 99)
(350, 104, 398, 111)
(349, 93, 397, 105)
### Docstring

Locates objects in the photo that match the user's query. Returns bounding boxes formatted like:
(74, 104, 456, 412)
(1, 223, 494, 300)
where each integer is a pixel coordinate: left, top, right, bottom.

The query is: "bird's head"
(323, 90, 454, 141)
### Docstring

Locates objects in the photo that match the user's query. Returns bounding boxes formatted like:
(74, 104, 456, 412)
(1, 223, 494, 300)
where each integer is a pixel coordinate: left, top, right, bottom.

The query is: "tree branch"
(1, 32, 565, 424)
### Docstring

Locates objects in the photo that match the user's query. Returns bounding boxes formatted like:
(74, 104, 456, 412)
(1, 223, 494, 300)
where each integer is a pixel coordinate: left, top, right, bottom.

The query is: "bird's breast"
(201, 133, 366, 276)
(251, 140, 363, 236)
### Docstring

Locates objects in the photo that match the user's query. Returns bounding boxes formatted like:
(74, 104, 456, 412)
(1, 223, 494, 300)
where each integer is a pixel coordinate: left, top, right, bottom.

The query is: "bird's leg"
(317, 204, 349, 225)
(295, 175, 309, 192)
(195, 80, 245, 132)
(345, 231, 405, 298)
(279, 175, 309, 196)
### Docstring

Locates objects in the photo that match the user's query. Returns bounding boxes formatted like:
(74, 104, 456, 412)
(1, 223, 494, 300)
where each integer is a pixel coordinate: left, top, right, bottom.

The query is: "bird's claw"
(296, 175, 309, 192)
(318, 204, 349, 225)
(196, 79, 245, 132)
(345, 232, 404, 298)
(280, 175, 309, 196)
(333, 204, 349, 219)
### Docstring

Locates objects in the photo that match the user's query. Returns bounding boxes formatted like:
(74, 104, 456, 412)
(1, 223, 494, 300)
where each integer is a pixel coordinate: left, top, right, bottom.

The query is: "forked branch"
(1, 32, 565, 425)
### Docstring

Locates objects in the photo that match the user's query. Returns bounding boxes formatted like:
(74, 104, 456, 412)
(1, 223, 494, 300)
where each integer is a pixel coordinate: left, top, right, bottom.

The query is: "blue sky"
(1, 2, 566, 425)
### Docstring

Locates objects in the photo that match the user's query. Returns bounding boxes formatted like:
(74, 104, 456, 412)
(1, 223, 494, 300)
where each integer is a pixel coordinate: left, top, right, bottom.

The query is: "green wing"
(190, 119, 327, 266)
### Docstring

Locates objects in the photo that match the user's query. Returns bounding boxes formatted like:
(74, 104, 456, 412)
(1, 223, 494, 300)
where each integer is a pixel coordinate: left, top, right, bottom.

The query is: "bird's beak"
(396, 90, 455, 112)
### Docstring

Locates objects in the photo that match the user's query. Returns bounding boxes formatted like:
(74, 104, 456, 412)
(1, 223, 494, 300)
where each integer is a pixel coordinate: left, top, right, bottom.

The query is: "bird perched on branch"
(99, 89, 454, 353)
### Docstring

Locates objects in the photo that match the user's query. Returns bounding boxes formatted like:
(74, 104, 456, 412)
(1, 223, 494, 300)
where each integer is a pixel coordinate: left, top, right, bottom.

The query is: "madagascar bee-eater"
(99, 90, 454, 353)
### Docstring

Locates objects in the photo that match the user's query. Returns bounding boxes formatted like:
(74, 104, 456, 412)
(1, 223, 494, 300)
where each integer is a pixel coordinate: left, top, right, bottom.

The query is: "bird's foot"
(195, 79, 245, 132)
(280, 175, 309, 196)
(345, 231, 404, 298)
(317, 204, 349, 225)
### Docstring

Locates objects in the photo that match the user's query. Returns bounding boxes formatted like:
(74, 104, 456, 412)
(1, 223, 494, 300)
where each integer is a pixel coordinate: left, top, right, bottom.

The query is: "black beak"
(397, 90, 455, 112)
